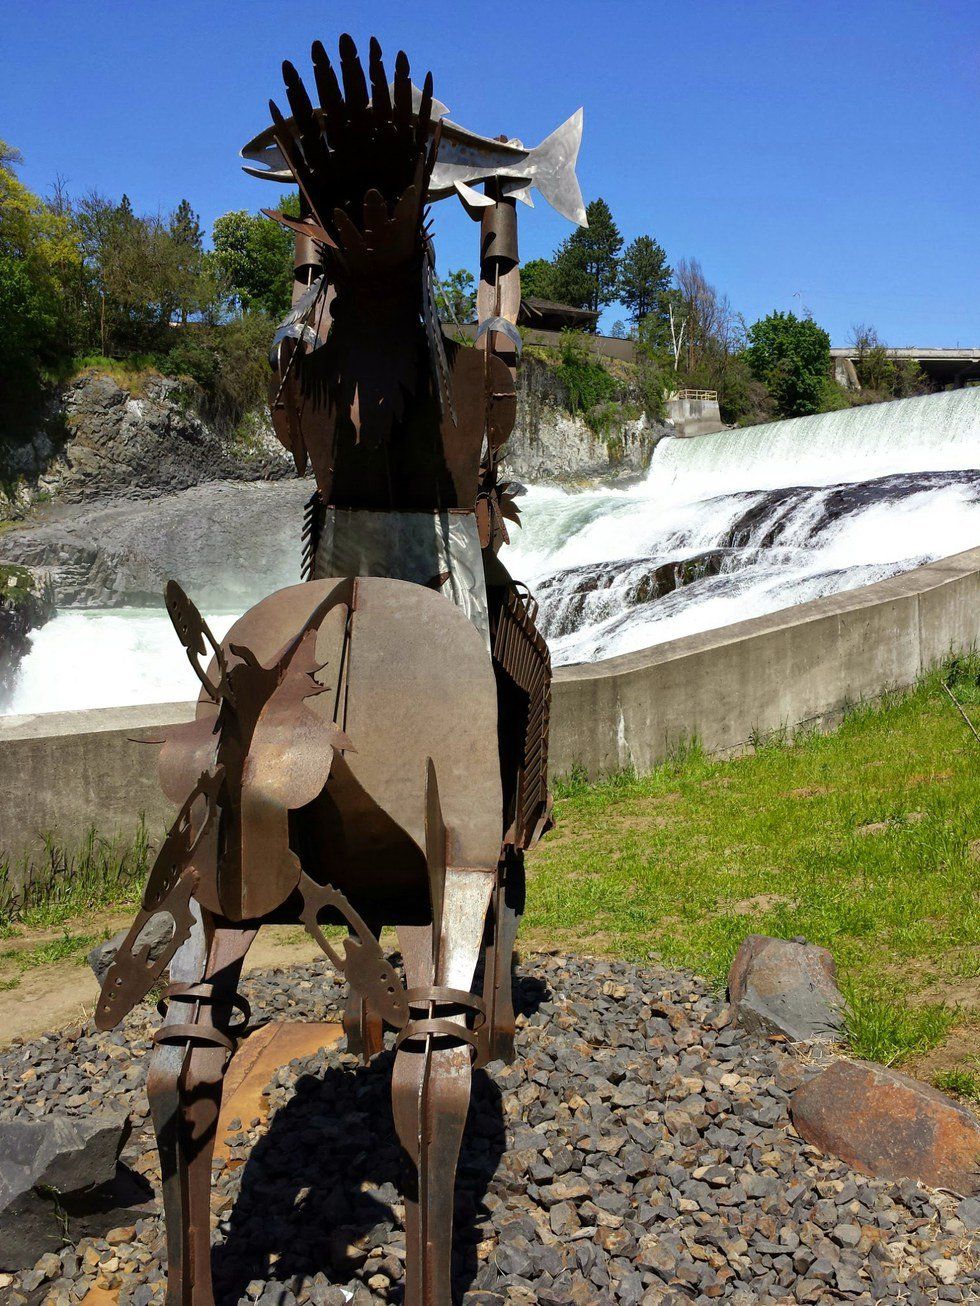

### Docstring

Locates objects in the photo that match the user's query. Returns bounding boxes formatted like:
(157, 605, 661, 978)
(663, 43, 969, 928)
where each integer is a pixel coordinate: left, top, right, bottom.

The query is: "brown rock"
(791, 1059, 980, 1196)
(727, 934, 844, 1042)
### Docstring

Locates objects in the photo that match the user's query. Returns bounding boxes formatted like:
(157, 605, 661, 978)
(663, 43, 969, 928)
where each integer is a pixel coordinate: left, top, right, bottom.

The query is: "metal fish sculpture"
(241, 83, 587, 226)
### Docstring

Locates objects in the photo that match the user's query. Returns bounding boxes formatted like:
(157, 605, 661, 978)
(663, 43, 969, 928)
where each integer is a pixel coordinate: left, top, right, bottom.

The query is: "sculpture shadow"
(214, 969, 549, 1304)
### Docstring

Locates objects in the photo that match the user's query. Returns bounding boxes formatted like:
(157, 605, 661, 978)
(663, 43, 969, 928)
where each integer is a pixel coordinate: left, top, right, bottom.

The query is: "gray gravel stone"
(1, 952, 977, 1301)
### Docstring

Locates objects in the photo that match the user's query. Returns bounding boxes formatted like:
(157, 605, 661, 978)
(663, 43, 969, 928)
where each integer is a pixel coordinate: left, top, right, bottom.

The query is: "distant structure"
(517, 295, 598, 332)
(831, 346, 980, 391)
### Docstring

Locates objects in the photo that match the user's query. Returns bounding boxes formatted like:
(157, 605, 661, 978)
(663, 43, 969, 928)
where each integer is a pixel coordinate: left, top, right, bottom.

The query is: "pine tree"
(169, 200, 205, 324)
(550, 197, 622, 324)
(617, 235, 672, 326)
(170, 199, 204, 251)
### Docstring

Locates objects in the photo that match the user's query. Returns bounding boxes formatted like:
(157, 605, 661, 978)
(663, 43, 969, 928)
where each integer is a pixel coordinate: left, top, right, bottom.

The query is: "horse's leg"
(392, 868, 495, 1306)
(342, 916, 385, 1062)
(147, 906, 256, 1306)
(481, 848, 525, 1066)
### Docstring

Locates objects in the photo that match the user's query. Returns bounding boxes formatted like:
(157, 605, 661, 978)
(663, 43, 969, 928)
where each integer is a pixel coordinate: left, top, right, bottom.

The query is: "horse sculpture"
(96, 34, 586, 1305)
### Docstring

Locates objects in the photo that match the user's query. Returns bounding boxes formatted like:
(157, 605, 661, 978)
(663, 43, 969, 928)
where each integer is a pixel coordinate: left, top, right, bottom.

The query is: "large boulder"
(87, 913, 174, 988)
(791, 1059, 980, 1196)
(727, 934, 844, 1042)
(0, 1112, 132, 1270)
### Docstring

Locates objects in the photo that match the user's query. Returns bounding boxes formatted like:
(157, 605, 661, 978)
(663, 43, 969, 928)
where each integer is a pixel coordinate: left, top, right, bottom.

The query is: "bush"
(746, 311, 832, 418)
(161, 313, 273, 430)
(817, 378, 851, 412)
(555, 330, 617, 413)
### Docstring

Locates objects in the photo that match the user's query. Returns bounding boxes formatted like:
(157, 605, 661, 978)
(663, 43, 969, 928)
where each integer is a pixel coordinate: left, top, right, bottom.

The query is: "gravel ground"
(1, 953, 978, 1305)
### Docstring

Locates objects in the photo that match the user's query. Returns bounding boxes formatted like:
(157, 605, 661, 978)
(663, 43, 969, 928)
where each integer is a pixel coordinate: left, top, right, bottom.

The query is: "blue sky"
(3, 0, 978, 344)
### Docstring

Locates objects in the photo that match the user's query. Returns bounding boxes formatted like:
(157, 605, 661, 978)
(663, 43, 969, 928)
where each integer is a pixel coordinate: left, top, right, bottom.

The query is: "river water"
(5, 389, 980, 714)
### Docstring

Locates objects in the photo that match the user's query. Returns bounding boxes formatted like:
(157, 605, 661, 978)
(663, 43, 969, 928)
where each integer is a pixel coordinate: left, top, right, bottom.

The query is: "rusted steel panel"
(97, 31, 585, 1305)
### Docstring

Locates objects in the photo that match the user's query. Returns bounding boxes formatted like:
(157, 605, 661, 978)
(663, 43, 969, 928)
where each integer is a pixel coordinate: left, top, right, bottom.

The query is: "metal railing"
(667, 388, 718, 402)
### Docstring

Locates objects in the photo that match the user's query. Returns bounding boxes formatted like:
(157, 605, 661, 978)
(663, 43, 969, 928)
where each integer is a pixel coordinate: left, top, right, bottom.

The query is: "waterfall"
(505, 389, 980, 665)
(648, 389, 980, 499)
(4, 389, 980, 711)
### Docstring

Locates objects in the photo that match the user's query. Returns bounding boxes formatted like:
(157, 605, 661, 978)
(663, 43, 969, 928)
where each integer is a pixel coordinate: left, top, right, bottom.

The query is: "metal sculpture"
(97, 34, 585, 1306)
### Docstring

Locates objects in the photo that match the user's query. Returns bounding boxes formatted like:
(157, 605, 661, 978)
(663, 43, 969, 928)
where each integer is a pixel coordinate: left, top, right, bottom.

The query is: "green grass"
(0, 927, 104, 992)
(934, 1067, 980, 1102)
(526, 657, 980, 1072)
(0, 821, 151, 930)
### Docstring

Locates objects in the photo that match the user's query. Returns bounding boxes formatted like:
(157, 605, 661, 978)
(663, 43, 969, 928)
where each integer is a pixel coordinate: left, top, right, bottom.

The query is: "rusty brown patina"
(97, 34, 585, 1306)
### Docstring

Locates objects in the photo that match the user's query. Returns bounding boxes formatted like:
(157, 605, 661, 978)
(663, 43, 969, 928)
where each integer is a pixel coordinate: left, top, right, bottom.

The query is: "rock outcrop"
(0, 565, 55, 698)
(2, 371, 292, 514)
(0, 478, 312, 609)
(504, 354, 668, 484)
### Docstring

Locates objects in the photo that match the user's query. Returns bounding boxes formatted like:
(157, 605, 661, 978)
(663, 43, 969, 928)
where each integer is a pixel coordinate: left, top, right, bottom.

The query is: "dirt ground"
(0, 917, 324, 1047)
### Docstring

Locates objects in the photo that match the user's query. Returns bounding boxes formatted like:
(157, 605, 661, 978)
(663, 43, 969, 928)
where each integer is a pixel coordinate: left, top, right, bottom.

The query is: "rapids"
(4, 389, 980, 713)
(507, 389, 980, 664)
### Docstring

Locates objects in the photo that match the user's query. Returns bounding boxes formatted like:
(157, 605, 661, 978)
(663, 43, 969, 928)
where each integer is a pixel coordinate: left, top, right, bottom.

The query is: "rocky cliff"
(504, 354, 667, 484)
(0, 565, 55, 699)
(1, 370, 293, 518)
(0, 358, 664, 614)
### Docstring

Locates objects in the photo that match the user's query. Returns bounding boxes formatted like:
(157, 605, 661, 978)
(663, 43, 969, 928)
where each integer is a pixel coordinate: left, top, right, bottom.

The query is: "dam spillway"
(4, 389, 980, 713)
(508, 389, 980, 665)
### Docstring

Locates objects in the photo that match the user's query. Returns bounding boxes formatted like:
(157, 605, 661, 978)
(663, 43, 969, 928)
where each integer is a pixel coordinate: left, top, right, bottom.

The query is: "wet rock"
(727, 934, 844, 1042)
(791, 1059, 980, 1195)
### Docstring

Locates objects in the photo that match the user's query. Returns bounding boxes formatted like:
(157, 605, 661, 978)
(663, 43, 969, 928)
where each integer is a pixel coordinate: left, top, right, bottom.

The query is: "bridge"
(830, 347, 980, 390)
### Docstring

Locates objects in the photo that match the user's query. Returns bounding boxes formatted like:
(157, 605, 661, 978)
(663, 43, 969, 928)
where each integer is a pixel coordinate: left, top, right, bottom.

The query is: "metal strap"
(404, 986, 487, 1028)
(155, 985, 251, 1036)
(394, 1018, 481, 1053)
(152, 1023, 234, 1052)
(164, 982, 216, 1002)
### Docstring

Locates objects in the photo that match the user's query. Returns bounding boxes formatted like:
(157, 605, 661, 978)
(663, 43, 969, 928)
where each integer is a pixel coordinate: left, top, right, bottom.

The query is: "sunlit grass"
(0, 821, 150, 930)
(526, 657, 980, 1072)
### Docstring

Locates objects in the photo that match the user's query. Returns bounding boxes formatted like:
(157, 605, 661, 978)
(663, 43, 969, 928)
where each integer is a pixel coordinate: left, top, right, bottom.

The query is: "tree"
(435, 268, 476, 323)
(0, 139, 81, 392)
(550, 197, 622, 322)
(519, 258, 558, 301)
(673, 258, 737, 373)
(71, 192, 188, 353)
(849, 323, 927, 399)
(746, 310, 832, 418)
(617, 235, 672, 326)
(211, 196, 300, 319)
(169, 200, 205, 324)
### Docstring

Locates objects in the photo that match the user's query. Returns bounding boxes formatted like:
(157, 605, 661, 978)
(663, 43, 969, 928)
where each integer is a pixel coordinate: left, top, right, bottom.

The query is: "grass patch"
(526, 657, 980, 1072)
(0, 926, 104, 992)
(934, 1067, 980, 1102)
(0, 929, 100, 971)
(0, 822, 151, 930)
(843, 983, 958, 1065)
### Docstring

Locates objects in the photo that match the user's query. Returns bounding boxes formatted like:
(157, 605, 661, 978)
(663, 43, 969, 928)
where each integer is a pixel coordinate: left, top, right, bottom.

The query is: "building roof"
(518, 297, 599, 329)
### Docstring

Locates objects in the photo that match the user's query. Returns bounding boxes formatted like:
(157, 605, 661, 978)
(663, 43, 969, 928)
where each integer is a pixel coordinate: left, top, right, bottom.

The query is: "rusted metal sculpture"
(97, 35, 585, 1305)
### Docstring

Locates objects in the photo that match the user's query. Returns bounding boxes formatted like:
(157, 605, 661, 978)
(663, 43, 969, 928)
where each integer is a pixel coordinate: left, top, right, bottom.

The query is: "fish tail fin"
(527, 107, 587, 226)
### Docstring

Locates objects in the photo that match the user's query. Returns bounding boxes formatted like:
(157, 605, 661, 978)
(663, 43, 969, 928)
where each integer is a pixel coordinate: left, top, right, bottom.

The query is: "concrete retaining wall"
(3, 545, 980, 871)
(664, 395, 726, 437)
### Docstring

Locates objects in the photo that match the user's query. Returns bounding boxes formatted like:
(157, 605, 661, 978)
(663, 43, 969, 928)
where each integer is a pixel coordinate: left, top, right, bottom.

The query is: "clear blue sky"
(3, 0, 978, 345)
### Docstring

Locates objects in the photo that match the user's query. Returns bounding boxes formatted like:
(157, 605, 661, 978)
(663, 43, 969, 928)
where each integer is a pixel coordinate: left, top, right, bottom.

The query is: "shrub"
(555, 330, 617, 413)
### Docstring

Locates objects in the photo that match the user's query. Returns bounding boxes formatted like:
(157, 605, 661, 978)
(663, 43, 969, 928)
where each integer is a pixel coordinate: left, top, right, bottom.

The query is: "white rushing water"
(504, 389, 980, 664)
(4, 388, 980, 712)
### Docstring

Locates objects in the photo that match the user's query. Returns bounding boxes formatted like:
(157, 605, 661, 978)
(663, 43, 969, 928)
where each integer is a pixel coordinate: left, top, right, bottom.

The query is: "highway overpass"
(831, 346, 980, 390)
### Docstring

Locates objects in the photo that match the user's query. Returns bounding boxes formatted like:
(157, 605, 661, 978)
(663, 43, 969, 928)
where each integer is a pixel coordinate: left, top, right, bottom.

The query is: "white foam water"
(4, 389, 980, 711)
(503, 389, 980, 663)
